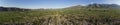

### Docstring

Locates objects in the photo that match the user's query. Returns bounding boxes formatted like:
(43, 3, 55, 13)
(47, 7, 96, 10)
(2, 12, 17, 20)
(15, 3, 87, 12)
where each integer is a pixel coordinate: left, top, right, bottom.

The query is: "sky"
(0, 0, 120, 9)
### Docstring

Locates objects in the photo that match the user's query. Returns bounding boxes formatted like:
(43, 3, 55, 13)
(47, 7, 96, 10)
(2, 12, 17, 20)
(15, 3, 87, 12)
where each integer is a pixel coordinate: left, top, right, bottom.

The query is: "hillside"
(0, 4, 120, 25)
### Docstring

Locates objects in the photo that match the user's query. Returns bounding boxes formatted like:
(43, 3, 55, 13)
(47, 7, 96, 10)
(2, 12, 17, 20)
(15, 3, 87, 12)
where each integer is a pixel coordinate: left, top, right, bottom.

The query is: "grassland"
(0, 7, 120, 25)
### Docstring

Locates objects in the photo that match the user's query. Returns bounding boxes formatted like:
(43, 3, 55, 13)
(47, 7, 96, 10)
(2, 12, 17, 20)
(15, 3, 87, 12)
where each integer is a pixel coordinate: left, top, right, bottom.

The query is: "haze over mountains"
(0, 3, 120, 11)
(1, 3, 120, 9)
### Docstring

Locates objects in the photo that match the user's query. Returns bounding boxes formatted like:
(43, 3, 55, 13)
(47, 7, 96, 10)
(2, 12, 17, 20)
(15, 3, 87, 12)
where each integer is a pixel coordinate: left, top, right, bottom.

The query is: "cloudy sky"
(0, 0, 120, 9)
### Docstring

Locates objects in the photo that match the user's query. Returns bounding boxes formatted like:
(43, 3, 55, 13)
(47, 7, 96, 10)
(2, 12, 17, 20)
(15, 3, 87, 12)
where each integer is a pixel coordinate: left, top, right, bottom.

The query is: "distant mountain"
(0, 7, 30, 11)
(65, 3, 120, 9)
(64, 5, 86, 9)
(87, 3, 120, 8)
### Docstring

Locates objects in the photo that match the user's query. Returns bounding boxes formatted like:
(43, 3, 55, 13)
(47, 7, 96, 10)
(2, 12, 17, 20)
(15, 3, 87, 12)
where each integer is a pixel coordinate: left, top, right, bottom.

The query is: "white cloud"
(105, 0, 120, 5)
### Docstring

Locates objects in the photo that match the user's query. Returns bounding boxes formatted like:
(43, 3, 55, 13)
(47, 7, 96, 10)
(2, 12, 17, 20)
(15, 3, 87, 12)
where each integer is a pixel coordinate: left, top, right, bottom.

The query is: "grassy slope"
(0, 8, 120, 25)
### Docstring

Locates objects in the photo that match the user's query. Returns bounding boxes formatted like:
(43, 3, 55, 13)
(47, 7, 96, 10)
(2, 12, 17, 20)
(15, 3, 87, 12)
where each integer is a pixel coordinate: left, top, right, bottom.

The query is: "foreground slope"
(0, 4, 120, 25)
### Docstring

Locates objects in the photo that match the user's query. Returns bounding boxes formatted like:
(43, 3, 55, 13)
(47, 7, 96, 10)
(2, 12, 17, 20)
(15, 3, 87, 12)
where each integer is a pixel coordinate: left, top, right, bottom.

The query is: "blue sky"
(0, 0, 120, 9)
